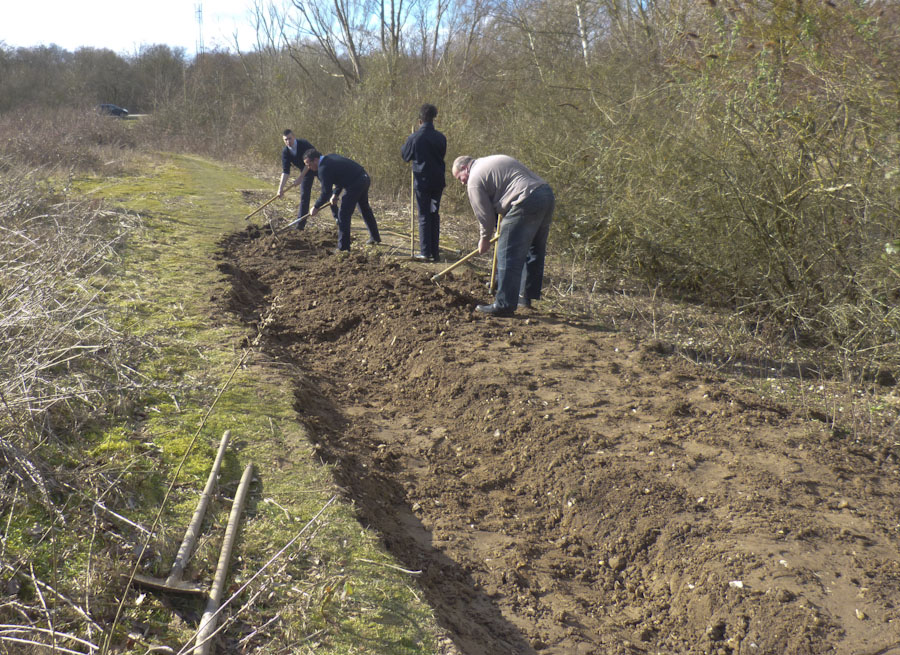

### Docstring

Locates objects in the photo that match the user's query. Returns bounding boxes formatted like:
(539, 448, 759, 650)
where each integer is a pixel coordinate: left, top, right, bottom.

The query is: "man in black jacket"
(305, 149, 381, 251)
(277, 129, 336, 229)
(401, 104, 447, 261)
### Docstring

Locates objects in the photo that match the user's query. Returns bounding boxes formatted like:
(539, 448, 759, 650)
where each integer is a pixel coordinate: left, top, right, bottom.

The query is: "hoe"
(133, 430, 232, 595)
(431, 233, 499, 282)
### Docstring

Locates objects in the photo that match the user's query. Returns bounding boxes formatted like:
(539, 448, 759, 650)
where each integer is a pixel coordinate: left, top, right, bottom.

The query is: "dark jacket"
(401, 122, 446, 190)
(313, 154, 368, 208)
(282, 138, 315, 175)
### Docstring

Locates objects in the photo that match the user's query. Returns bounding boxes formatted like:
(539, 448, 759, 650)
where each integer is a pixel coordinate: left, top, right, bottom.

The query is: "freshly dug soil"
(217, 223, 900, 655)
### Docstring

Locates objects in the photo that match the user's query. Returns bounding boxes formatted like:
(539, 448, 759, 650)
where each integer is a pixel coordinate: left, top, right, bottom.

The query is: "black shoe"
(476, 303, 515, 316)
(431, 254, 441, 263)
(332, 248, 348, 255)
(367, 238, 381, 245)
(518, 296, 532, 309)
(413, 253, 429, 261)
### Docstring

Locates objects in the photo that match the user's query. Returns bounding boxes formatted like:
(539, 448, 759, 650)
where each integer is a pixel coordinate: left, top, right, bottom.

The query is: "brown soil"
(217, 222, 900, 655)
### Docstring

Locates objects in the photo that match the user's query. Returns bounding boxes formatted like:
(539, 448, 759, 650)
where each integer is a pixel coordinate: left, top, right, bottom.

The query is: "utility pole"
(195, 3, 204, 56)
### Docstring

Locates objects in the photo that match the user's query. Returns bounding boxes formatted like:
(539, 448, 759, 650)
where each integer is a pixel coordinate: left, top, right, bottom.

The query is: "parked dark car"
(97, 103, 129, 117)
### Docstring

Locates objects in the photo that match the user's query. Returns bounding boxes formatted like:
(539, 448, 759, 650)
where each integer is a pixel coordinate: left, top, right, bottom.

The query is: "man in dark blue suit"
(402, 104, 447, 262)
(304, 149, 381, 251)
(277, 129, 336, 229)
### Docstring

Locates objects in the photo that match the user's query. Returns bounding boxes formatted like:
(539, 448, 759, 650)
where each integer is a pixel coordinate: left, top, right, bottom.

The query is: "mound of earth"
(217, 223, 900, 655)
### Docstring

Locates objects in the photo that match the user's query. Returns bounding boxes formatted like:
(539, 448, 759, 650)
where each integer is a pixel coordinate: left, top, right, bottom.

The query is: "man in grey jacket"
(452, 154, 555, 316)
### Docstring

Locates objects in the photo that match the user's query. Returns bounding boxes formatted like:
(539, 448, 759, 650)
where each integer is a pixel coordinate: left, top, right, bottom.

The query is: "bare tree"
(575, 0, 590, 66)
(131, 45, 187, 111)
(380, 0, 412, 59)
(411, 0, 452, 68)
(443, 0, 495, 73)
(286, 0, 370, 87)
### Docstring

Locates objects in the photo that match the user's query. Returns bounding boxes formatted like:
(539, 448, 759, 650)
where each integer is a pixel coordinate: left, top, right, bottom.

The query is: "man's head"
(452, 155, 475, 185)
(303, 148, 322, 171)
(283, 129, 296, 148)
(419, 103, 438, 124)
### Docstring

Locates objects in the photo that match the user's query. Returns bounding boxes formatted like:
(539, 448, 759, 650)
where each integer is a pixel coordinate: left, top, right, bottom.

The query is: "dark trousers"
(296, 172, 337, 229)
(415, 187, 443, 259)
(337, 174, 380, 250)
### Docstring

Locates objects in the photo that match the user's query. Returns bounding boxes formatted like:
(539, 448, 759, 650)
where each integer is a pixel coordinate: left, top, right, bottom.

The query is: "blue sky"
(2, 0, 259, 56)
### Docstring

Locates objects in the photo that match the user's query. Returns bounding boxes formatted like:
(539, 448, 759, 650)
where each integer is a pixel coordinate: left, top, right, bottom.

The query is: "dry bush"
(0, 106, 154, 654)
(536, 0, 900, 367)
(0, 164, 143, 506)
(0, 156, 152, 655)
(0, 106, 137, 175)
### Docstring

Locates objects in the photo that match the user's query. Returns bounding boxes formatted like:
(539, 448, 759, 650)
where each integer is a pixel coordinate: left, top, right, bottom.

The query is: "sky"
(2, 0, 260, 57)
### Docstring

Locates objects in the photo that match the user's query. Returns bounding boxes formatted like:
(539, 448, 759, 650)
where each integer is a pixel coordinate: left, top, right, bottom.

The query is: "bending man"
(402, 103, 447, 262)
(452, 154, 555, 316)
(277, 129, 336, 229)
(305, 149, 381, 252)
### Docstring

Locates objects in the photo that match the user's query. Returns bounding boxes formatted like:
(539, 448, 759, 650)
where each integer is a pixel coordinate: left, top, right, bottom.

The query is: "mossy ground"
(49, 152, 444, 654)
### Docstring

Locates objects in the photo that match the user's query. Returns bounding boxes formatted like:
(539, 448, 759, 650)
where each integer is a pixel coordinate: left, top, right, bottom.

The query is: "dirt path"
(218, 223, 900, 655)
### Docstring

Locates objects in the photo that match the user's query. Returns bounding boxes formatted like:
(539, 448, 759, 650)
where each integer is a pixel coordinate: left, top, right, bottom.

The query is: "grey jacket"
(466, 155, 547, 238)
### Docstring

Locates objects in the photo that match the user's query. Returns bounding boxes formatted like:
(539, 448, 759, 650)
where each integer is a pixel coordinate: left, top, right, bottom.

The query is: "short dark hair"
(303, 148, 320, 161)
(419, 104, 438, 123)
(283, 129, 293, 137)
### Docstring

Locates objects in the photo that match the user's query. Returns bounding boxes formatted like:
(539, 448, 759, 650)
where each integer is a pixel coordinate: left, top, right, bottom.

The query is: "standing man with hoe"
(304, 149, 382, 252)
(277, 129, 336, 229)
(452, 154, 555, 316)
(402, 104, 447, 262)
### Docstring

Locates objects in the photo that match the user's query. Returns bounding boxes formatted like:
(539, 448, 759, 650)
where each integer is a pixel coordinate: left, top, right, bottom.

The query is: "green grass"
(50, 153, 445, 654)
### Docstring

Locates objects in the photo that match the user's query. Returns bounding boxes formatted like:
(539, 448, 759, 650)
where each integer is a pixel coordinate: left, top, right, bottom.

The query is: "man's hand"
(310, 205, 320, 217)
(330, 194, 339, 206)
(478, 236, 492, 254)
(277, 187, 285, 198)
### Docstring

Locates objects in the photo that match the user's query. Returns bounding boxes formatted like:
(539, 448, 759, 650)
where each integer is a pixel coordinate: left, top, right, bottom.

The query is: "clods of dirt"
(218, 223, 900, 655)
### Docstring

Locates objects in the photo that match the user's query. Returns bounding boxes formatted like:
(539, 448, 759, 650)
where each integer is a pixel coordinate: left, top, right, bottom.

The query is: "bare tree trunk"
(575, 0, 590, 67)
(333, 0, 364, 83)
(430, 0, 450, 66)
(458, 0, 492, 74)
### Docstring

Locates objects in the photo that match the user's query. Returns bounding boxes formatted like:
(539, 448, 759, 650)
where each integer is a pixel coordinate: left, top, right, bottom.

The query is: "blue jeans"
(336, 174, 380, 250)
(494, 184, 554, 310)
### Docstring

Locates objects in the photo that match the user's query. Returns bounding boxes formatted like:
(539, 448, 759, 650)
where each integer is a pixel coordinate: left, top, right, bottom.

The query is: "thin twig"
(30, 575, 104, 633)
(0, 482, 17, 561)
(237, 612, 282, 647)
(355, 558, 422, 575)
(0, 634, 95, 654)
(0, 625, 98, 651)
(92, 501, 153, 536)
(31, 562, 58, 653)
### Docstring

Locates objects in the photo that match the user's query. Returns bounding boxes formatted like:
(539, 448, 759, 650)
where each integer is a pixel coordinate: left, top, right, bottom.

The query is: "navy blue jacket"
(313, 154, 368, 208)
(401, 122, 446, 190)
(282, 138, 315, 175)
